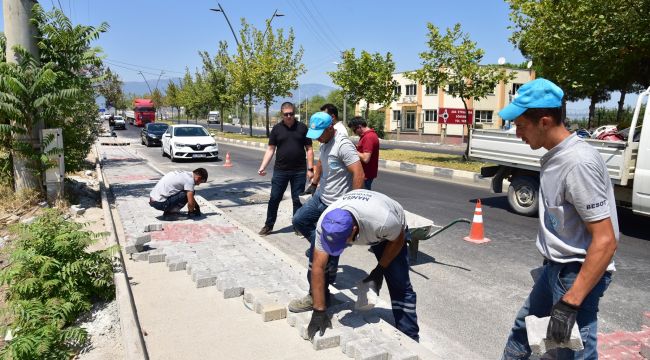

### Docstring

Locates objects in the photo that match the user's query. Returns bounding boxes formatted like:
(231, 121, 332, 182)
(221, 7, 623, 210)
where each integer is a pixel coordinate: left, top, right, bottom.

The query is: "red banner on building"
(438, 108, 473, 124)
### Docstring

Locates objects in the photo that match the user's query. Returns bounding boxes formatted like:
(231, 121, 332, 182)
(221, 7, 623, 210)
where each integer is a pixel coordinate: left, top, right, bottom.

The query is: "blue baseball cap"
(498, 78, 564, 121)
(320, 209, 354, 256)
(307, 111, 333, 139)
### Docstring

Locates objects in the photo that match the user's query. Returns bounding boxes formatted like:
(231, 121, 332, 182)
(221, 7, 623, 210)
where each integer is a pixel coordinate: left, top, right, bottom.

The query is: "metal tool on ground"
(224, 152, 233, 167)
(464, 199, 490, 244)
(406, 217, 471, 262)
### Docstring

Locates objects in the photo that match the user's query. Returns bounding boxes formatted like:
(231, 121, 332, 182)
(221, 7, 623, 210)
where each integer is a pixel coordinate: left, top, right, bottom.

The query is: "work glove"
(300, 183, 317, 196)
(362, 264, 385, 295)
(546, 299, 579, 343)
(307, 309, 331, 340)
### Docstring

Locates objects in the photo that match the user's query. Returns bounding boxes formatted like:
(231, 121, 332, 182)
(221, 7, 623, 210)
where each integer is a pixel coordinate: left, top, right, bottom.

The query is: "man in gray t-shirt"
(305, 190, 419, 341)
(290, 111, 364, 313)
(499, 79, 618, 359)
(149, 168, 208, 218)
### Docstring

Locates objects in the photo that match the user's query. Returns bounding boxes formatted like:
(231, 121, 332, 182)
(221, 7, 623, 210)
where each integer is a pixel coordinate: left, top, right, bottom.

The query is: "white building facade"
(357, 68, 535, 143)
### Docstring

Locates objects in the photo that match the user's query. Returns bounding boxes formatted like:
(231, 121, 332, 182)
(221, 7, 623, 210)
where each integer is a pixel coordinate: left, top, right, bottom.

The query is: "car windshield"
(114, 116, 123, 120)
(174, 127, 209, 137)
(148, 124, 168, 131)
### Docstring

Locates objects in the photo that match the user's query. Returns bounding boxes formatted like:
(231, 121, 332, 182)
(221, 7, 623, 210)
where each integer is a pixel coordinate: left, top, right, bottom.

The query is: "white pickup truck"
(469, 87, 650, 217)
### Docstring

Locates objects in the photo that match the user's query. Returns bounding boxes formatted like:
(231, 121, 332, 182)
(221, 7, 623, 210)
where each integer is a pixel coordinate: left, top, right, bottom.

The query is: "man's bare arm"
(346, 161, 365, 189)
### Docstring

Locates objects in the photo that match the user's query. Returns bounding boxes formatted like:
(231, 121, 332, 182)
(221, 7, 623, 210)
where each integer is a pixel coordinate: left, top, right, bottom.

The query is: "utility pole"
(4, 0, 41, 192)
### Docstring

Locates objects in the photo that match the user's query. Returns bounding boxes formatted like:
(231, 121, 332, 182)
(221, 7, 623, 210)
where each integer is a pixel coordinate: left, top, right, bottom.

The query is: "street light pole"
(210, 3, 240, 47)
(262, 9, 284, 40)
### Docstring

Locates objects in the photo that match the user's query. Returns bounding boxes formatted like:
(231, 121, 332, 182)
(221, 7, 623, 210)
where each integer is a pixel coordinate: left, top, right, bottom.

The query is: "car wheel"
(141, 137, 145, 145)
(170, 147, 177, 162)
(507, 176, 539, 216)
(161, 145, 167, 157)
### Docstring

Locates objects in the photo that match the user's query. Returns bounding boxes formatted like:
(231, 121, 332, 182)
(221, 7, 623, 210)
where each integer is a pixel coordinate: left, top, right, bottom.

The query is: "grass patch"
(211, 131, 489, 173)
(380, 149, 486, 172)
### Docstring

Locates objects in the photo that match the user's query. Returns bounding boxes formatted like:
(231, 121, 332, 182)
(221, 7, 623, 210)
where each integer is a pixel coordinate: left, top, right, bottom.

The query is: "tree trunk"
(588, 94, 597, 129)
(220, 106, 225, 132)
(4, 0, 42, 193)
(616, 89, 627, 124)
(462, 98, 471, 160)
(248, 91, 253, 136)
(365, 106, 369, 121)
(265, 104, 270, 138)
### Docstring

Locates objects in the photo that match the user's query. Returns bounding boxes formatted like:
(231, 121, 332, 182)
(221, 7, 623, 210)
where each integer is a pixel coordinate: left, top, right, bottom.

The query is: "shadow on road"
(617, 207, 650, 241)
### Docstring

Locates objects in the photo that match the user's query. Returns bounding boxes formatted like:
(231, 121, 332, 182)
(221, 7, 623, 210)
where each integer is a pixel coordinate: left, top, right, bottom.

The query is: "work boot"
(258, 225, 273, 236)
(288, 294, 313, 313)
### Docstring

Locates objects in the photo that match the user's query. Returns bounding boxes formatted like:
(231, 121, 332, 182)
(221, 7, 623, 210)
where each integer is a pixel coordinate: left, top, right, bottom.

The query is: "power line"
(105, 58, 185, 75)
(285, 0, 340, 55)
(301, 0, 342, 52)
(104, 60, 174, 79)
(293, 0, 341, 53)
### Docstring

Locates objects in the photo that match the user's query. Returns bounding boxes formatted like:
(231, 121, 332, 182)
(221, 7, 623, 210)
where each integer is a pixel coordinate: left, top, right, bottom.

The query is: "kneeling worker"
(149, 168, 208, 217)
(304, 189, 419, 341)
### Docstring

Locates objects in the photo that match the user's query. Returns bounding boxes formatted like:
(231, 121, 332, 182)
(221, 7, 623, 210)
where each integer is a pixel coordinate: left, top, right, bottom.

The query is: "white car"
(161, 124, 219, 162)
(113, 116, 126, 130)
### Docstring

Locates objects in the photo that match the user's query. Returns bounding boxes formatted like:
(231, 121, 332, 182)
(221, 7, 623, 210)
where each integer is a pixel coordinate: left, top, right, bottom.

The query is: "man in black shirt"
(257, 102, 314, 235)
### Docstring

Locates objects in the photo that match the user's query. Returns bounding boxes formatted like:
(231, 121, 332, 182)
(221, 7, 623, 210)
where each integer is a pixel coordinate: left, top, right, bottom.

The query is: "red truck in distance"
(125, 99, 156, 127)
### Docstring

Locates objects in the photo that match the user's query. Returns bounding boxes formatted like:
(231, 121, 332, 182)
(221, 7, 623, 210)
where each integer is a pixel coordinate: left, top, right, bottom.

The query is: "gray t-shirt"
(315, 190, 405, 253)
(315, 131, 360, 205)
(537, 133, 619, 271)
(334, 121, 348, 138)
(149, 171, 195, 202)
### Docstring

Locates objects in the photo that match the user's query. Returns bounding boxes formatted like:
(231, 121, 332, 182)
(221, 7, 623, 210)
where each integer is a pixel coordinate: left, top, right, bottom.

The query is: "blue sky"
(0, 0, 640, 113)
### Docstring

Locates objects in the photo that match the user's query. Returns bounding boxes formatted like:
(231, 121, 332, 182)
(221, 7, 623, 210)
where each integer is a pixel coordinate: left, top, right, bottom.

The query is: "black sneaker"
(258, 225, 273, 236)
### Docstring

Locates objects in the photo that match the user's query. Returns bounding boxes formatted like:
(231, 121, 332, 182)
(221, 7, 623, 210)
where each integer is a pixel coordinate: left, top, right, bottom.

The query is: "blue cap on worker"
(498, 78, 564, 121)
(320, 208, 354, 256)
(307, 111, 333, 139)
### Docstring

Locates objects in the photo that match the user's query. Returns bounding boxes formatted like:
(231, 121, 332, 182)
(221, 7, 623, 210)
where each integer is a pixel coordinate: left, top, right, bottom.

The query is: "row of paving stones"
(99, 143, 435, 359)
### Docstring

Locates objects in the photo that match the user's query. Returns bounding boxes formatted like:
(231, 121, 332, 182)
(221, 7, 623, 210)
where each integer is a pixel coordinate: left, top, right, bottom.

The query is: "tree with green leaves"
(253, 23, 305, 137)
(200, 41, 234, 132)
(507, 0, 650, 126)
(325, 89, 355, 124)
(151, 88, 164, 120)
(228, 20, 258, 136)
(407, 23, 513, 153)
(97, 67, 122, 113)
(329, 49, 397, 120)
(1, 4, 107, 192)
(165, 81, 180, 121)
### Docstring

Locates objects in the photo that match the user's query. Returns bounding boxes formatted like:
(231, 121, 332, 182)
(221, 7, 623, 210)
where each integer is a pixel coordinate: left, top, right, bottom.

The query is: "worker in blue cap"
(289, 111, 364, 313)
(499, 78, 618, 359)
(303, 189, 419, 342)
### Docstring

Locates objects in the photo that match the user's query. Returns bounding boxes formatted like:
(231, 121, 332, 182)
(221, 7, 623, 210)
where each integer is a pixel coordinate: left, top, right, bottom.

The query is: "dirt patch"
(75, 301, 123, 360)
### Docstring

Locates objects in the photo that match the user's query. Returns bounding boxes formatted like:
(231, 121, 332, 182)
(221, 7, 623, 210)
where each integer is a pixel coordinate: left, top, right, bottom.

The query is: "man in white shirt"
(304, 190, 419, 342)
(149, 168, 208, 217)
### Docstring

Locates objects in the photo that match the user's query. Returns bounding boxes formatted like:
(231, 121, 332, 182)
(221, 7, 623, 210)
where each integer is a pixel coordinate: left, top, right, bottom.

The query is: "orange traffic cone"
(224, 152, 233, 167)
(464, 199, 490, 244)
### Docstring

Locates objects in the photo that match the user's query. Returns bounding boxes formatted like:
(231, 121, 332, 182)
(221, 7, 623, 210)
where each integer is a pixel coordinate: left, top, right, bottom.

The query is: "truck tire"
(507, 176, 539, 216)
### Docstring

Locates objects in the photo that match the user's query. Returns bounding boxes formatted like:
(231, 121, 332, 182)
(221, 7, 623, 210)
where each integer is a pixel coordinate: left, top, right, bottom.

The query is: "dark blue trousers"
(265, 169, 306, 227)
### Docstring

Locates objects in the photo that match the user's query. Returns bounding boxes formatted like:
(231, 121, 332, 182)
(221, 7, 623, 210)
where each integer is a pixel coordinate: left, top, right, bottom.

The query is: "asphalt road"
(115, 122, 649, 358)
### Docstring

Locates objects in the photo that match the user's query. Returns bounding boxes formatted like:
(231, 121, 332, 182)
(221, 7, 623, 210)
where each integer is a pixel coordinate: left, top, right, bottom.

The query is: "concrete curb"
(95, 144, 149, 360)
(214, 136, 497, 189)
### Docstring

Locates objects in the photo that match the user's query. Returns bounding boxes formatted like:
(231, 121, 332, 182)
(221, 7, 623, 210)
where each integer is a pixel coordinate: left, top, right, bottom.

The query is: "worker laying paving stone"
(99, 143, 436, 359)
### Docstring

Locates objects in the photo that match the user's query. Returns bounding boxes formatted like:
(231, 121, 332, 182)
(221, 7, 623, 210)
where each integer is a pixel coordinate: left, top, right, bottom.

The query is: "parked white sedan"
(161, 125, 219, 162)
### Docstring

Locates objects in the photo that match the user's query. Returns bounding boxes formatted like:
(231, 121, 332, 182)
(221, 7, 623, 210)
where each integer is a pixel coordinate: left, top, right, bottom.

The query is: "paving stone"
(131, 251, 151, 262)
(167, 260, 187, 272)
(193, 272, 216, 288)
(260, 302, 287, 322)
(525, 315, 583, 355)
(311, 328, 342, 350)
(124, 244, 139, 254)
(144, 223, 163, 232)
(345, 337, 371, 357)
(134, 233, 151, 246)
(287, 312, 311, 327)
(148, 252, 166, 263)
(378, 342, 418, 360)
